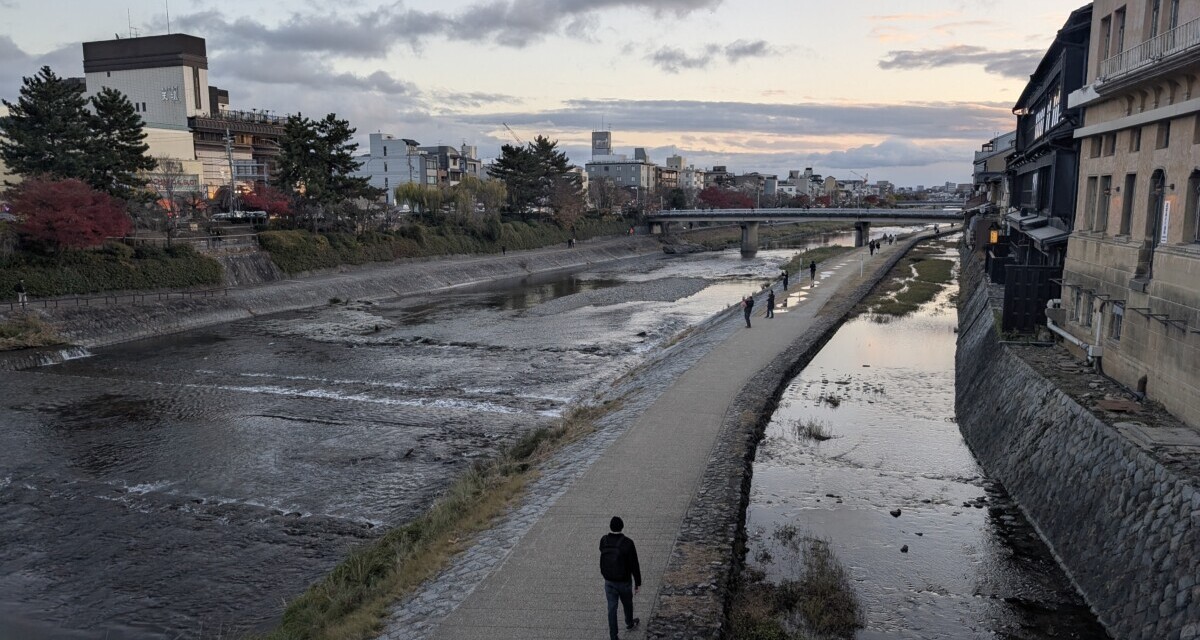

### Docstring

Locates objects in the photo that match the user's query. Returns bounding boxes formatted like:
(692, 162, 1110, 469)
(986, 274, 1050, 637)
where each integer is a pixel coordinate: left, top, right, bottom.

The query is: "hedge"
(259, 218, 630, 275)
(0, 243, 224, 300)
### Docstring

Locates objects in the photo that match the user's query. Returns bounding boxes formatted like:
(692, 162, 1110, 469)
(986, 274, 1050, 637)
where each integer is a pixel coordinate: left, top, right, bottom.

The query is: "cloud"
(176, 0, 724, 55)
(879, 45, 1041, 79)
(0, 36, 82, 100)
(464, 98, 1013, 140)
(646, 39, 780, 73)
(208, 50, 416, 96)
(803, 138, 967, 169)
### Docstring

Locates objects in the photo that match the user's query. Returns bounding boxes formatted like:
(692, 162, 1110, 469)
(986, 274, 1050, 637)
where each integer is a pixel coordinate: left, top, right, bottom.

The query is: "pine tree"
(274, 113, 368, 207)
(0, 66, 92, 182)
(88, 87, 155, 199)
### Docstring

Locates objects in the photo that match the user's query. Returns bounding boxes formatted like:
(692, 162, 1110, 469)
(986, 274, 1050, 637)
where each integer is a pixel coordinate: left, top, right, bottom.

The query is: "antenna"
(165, 0, 171, 34)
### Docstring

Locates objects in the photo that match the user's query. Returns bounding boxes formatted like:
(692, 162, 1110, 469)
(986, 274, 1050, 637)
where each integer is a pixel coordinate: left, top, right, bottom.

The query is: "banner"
(148, 174, 202, 194)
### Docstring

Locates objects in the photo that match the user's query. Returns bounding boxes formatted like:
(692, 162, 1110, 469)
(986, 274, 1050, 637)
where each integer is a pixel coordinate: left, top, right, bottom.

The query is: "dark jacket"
(14, 281, 25, 294)
(599, 533, 642, 587)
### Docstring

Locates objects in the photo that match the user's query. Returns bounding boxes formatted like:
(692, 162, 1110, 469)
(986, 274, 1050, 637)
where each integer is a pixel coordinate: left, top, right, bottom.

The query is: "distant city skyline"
(0, 0, 1089, 186)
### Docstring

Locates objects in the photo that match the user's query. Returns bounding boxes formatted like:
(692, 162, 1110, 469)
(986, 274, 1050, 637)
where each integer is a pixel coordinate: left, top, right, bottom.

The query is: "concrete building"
(584, 131, 657, 195)
(420, 144, 484, 186)
(1057, 0, 1200, 426)
(353, 134, 435, 205)
(973, 131, 1017, 207)
(81, 33, 284, 200)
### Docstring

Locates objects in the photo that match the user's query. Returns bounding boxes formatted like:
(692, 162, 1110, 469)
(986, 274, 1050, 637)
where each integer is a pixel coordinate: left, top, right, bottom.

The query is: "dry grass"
(256, 400, 620, 640)
(0, 313, 64, 350)
(795, 419, 833, 441)
(730, 525, 864, 640)
(855, 243, 955, 319)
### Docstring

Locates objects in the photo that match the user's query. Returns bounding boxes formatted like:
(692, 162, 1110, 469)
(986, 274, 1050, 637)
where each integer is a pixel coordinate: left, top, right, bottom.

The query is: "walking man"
(741, 295, 755, 327)
(781, 270, 789, 290)
(809, 260, 817, 285)
(15, 279, 27, 306)
(600, 516, 641, 640)
(766, 290, 775, 318)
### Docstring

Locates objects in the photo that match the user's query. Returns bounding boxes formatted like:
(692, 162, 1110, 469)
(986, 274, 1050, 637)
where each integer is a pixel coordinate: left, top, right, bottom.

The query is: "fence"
(3, 287, 229, 312)
(109, 234, 261, 253)
(1099, 16, 1200, 82)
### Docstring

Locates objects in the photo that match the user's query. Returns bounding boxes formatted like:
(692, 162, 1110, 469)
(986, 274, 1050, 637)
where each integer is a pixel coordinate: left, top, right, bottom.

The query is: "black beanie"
(610, 516, 624, 532)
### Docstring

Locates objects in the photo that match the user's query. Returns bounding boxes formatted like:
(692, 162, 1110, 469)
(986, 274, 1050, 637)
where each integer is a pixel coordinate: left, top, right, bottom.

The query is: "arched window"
(1147, 169, 1166, 245)
(1187, 170, 1200, 243)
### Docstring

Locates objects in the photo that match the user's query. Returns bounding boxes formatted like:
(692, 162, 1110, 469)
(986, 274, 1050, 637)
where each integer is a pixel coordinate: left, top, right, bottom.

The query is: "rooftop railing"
(1099, 16, 1200, 82)
(205, 109, 289, 125)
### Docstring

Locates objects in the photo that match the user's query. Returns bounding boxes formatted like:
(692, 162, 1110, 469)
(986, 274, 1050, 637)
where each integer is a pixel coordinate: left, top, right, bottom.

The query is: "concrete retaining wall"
(0, 238, 661, 368)
(647, 231, 950, 639)
(955, 251, 1200, 640)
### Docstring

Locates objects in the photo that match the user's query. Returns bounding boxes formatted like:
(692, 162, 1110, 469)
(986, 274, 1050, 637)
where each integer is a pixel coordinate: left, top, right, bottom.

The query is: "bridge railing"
(648, 207, 963, 219)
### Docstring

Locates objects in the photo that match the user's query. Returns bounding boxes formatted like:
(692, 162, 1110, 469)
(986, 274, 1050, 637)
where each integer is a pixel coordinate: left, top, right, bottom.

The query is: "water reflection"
(745, 246, 1109, 639)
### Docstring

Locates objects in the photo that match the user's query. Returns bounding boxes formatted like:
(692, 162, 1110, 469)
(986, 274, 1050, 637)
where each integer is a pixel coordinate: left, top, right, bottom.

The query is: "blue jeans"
(604, 579, 634, 640)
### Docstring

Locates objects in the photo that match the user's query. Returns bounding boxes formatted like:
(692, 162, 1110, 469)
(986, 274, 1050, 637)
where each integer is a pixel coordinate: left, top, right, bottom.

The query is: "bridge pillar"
(740, 221, 759, 258)
(650, 222, 664, 235)
(854, 221, 870, 247)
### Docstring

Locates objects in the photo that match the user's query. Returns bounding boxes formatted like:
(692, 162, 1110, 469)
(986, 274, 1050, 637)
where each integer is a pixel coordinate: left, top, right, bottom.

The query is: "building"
(81, 33, 285, 200)
(419, 144, 484, 186)
(353, 134, 435, 205)
(584, 130, 657, 196)
(973, 131, 1016, 207)
(996, 4, 1092, 332)
(1056, 0, 1200, 426)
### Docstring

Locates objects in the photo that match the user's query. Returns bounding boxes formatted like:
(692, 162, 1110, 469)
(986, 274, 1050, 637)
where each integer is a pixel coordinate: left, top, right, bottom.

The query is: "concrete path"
(416, 239, 909, 640)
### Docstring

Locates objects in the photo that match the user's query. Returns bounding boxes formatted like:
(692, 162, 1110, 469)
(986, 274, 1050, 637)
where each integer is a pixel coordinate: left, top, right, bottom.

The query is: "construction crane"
(848, 170, 869, 207)
(502, 123, 523, 145)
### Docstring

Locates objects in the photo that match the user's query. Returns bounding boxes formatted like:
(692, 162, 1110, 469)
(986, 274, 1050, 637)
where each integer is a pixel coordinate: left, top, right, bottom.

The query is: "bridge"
(646, 208, 964, 257)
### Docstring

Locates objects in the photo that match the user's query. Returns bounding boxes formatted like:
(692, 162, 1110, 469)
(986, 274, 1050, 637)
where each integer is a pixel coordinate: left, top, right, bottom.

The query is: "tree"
(274, 113, 369, 229)
(489, 135, 577, 219)
(698, 186, 753, 209)
(489, 143, 541, 216)
(7, 177, 131, 251)
(241, 184, 292, 218)
(0, 66, 92, 183)
(665, 188, 688, 210)
(88, 87, 155, 199)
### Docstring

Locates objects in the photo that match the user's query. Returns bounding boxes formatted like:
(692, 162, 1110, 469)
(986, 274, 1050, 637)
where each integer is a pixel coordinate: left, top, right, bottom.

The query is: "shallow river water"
(0, 232, 863, 639)
(745, 239, 1109, 639)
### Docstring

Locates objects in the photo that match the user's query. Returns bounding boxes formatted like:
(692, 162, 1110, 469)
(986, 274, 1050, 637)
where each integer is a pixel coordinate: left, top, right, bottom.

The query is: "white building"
(354, 134, 438, 205)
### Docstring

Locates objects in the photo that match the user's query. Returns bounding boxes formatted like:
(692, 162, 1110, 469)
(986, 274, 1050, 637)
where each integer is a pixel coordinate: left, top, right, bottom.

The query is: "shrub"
(6, 177, 132, 251)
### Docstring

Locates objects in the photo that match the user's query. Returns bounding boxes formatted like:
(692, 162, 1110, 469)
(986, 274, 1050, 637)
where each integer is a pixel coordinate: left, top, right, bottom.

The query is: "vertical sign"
(1160, 200, 1171, 244)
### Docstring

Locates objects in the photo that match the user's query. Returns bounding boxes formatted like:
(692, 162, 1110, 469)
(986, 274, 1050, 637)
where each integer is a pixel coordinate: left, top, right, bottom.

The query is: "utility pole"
(224, 127, 238, 213)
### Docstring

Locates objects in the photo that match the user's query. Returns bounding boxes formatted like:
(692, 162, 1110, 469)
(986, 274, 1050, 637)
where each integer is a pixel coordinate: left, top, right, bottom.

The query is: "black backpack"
(599, 535, 625, 580)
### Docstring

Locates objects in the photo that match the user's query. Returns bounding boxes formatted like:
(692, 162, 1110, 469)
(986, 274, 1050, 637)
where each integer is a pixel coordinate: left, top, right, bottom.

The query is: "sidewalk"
(402, 238, 915, 640)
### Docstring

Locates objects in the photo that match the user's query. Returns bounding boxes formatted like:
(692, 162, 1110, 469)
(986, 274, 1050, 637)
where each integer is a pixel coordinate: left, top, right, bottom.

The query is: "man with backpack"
(600, 516, 642, 640)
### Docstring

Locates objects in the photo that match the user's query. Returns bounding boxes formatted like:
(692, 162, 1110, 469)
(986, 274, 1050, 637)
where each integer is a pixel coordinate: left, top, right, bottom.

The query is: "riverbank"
(955, 246, 1200, 640)
(0, 235, 662, 369)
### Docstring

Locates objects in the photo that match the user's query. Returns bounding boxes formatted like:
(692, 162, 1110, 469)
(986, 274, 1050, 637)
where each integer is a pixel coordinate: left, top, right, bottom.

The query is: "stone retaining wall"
(646, 232, 948, 639)
(0, 238, 661, 369)
(955, 250, 1200, 640)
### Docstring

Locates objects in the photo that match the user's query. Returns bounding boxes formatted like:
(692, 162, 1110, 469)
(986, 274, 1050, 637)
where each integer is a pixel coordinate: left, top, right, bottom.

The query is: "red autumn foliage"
(7, 177, 132, 250)
(241, 184, 293, 218)
(697, 186, 755, 209)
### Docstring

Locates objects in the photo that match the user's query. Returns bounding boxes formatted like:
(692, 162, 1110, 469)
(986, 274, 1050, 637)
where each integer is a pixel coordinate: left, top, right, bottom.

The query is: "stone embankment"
(0, 237, 661, 369)
(955, 249, 1200, 640)
(647, 231, 950, 639)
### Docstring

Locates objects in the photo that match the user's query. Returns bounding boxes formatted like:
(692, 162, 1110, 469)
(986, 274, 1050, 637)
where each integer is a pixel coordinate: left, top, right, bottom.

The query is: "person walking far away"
(781, 270, 789, 290)
(766, 290, 775, 318)
(742, 295, 754, 328)
(15, 279, 27, 306)
(600, 516, 641, 640)
(501, 245, 507, 255)
(809, 260, 817, 286)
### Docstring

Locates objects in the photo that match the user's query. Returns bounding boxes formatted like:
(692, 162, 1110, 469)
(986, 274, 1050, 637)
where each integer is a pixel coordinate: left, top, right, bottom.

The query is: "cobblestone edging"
(955, 251, 1200, 640)
(0, 238, 661, 370)
(645, 232, 943, 639)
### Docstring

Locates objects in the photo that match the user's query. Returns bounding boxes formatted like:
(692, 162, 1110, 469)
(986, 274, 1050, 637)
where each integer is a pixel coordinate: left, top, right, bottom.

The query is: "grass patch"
(794, 419, 833, 441)
(780, 246, 854, 278)
(0, 313, 64, 351)
(682, 221, 854, 251)
(730, 525, 864, 639)
(0, 243, 223, 299)
(256, 399, 621, 640)
(855, 242, 956, 318)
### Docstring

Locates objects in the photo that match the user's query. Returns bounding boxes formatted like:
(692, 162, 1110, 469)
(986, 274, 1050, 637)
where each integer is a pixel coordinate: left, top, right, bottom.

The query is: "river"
(743, 237, 1110, 639)
(0, 231, 866, 639)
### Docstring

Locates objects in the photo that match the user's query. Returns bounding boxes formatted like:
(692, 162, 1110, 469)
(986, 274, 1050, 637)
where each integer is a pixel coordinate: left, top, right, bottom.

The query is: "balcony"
(1098, 16, 1200, 84)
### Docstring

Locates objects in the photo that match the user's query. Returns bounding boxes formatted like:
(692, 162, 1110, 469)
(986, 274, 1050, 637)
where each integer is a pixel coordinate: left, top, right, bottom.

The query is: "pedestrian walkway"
(400, 238, 914, 640)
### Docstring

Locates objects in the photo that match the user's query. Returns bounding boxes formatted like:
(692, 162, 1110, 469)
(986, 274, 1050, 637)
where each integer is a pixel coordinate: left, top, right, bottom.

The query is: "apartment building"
(1057, 0, 1200, 426)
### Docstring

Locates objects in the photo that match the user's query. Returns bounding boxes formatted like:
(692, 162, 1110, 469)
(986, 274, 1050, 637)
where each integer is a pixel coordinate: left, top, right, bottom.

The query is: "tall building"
(584, 131, 656, 195)
(1057, 0, 1200, 426)
(353, 134, 434, 205)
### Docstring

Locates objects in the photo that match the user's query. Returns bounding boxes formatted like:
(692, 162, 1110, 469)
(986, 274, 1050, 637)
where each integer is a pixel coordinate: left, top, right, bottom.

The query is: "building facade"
(1058, 0, 1200, 426)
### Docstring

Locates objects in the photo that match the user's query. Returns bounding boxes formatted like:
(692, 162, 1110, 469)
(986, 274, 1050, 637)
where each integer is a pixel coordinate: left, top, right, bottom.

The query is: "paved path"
(404, 239, 912, 640)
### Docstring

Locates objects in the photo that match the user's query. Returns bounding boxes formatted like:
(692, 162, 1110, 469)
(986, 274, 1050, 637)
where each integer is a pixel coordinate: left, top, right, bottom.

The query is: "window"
(1120, 174, 1136, 235)
(1084, 176, 1098, 230)
(1149, 0, 1161, 38)
(1129, 127, 1141, 152)
(1100, 15, 1113, 60)
(1103, 133, 1117, 155)
(106, 71, 111, 77)
(1072, 289, 1083, 322)
(1115, 8, 1126, 53)
(1082, 294, 1094, 327)
(1156, 120, 1171, 148)
(1194, 114, 1200, 144)
(1187, 170, 1200, 243)
(1090, 136, 1103, 158)
(1097, 175, 1112, 231)
(1169, 0, 1179, 30)
(384, 163, 388, 173)
(383, 146, 387, 157)
(192, 67, 201, 110)
(1110, 303, 1124, 340)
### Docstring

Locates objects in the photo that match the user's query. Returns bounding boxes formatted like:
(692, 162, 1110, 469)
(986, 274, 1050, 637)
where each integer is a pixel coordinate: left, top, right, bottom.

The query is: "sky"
(0, 0, 1091, 187)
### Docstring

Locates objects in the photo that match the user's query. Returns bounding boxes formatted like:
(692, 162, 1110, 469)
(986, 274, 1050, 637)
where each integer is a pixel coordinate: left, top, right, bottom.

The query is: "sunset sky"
(1, 0, 1090, 186)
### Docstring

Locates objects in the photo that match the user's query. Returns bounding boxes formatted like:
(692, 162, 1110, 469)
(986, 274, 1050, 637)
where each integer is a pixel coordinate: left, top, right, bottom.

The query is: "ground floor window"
(1071, 289, 1082, 322)
(1082, 293, 1093, 327)
(1110, 303, 1124, 340)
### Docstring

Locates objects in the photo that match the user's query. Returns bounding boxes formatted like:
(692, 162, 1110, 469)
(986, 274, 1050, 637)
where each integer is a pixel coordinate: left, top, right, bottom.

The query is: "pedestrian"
(600, 516, 641, 640)
(869, 241, 875, 256)
(781, 270, 789, 290)
(809, 260, 817, 285)
(501, 245, 507, 255)
(742, 295, 754, 327)
(15, 279, 27, 306)
(766, 290, 775, 318)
